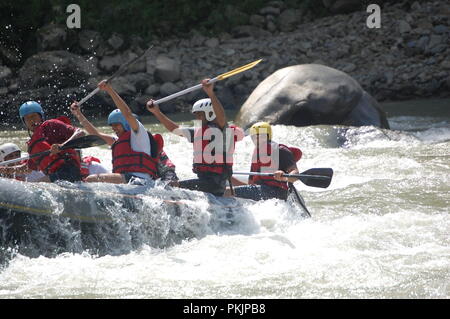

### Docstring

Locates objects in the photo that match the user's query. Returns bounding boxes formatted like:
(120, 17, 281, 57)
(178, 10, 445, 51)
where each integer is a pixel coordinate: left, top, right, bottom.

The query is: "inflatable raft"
(0, 177, 309, 260)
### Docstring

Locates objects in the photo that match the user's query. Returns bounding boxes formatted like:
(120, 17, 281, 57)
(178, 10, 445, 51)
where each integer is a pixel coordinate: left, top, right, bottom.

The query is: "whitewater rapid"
(0, 99, 449, 298)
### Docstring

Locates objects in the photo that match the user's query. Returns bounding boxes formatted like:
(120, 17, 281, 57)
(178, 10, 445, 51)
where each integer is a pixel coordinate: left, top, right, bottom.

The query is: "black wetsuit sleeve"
(279, 148, 296, 172)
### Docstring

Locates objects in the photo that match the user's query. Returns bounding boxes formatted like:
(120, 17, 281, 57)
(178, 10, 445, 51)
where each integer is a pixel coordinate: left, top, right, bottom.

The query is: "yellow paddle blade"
(216, 59, 263, 81)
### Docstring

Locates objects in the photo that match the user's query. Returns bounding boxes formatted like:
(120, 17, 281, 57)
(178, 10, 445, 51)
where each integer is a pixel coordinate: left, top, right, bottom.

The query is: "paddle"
(288, 183, 311, 217)
(233, 168, 333, 189)
(0, 135, 107, 166)
(154, 59, 263, 104)
(77, 46, 153, 106)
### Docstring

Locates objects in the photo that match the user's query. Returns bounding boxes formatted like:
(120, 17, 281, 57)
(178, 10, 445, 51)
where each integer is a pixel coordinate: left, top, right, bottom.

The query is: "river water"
(0, 98, 449, 299)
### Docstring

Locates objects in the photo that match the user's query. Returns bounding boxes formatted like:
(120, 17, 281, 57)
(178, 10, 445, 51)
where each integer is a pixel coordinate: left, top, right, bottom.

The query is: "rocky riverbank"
(0, 0, 449, 126)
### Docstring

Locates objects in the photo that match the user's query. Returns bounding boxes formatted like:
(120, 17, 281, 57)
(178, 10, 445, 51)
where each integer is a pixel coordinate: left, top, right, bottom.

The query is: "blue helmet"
(107, 109, 130, 132)
(19, 101, 44, 120)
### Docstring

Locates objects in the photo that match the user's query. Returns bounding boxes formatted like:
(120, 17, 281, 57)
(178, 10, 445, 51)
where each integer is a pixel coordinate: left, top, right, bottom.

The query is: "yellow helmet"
(249, 122, 272, 140)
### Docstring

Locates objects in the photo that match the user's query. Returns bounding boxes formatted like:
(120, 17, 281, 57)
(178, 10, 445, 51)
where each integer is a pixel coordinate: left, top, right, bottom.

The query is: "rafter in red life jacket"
(250, 142, 302, 190)
(27, 118, 81, 175)
(192, 124, 243, 175)
(111, 131, 163, 178)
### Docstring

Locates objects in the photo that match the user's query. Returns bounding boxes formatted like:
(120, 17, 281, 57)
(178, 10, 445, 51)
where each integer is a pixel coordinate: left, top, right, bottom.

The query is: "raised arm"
(98, 80, 139, 133)
(146, 100, 185, 136)
(70, 101, 116, 146)
(201, 79, 226, 129)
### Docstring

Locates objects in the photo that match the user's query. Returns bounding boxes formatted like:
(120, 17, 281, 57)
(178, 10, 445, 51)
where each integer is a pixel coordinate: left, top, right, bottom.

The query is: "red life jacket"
(27, 119, 81, 175)
(159, 150, 175, 169)
(156, 149, 177, 180)
(192, 124, 242, 175)
(111, 131, 161, 178)
(250, 142, 302, 190)
(80, 156, 101, 178)
(55, 116, 72, 125)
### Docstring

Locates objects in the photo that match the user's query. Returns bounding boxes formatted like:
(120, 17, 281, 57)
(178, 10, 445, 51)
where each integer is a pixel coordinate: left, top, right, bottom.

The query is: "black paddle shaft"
(12, 135, 106, 163)
(62, 135, 106, 150)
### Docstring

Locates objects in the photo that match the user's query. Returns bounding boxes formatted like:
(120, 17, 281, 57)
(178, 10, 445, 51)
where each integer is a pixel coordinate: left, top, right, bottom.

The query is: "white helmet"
(192, 98, 216, 121)
(0, 143, 21, 162)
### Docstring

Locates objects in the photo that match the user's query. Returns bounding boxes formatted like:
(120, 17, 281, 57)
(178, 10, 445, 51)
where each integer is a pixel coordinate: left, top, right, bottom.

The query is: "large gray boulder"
(235, 64, 390, 129)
